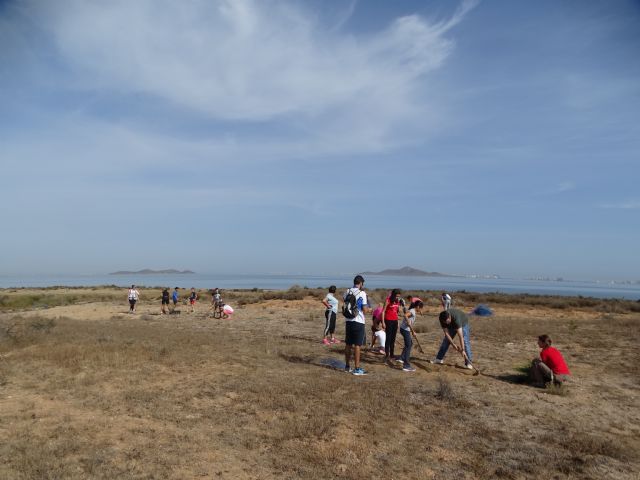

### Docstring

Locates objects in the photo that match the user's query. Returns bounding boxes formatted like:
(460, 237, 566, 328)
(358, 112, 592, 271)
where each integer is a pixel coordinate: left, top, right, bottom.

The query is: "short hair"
(353, 275, 365, 286)
(328, 285, 336, 293)
(538, 334, 552, 347)
(410, 300, 424, 310)
(439, 311, 450, 323)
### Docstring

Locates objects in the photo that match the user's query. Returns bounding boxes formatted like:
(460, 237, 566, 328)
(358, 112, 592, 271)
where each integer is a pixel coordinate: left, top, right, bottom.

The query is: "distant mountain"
(361, 266, 452, 277)
(109, 269, 195, 275)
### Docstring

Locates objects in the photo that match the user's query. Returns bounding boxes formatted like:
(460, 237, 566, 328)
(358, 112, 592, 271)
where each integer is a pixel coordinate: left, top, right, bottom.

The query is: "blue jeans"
(436, 324, 472, 363)
(400, 328, 412, 367)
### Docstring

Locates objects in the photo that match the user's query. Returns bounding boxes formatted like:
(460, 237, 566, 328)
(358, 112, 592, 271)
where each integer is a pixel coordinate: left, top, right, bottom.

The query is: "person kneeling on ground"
(530, 334, 571, 387)
(434, 308, 473, 369)
(369, 306, 385, 354)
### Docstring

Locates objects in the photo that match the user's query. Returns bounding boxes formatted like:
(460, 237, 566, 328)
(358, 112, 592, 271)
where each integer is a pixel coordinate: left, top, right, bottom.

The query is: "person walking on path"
(530, 334, 571, 387)
(171, 287, 179, 312)
(128, 285, 140, 313)
(161, 288, 170, 314)
(321, 285, 340, 345)
(434, 308, 473, 369)
(381, 289, 402, 364)
(441, 292, 452, 311)
(399, 300, 423, 372)
(188, 288, 197, 313)
(343, 275, 370, 376)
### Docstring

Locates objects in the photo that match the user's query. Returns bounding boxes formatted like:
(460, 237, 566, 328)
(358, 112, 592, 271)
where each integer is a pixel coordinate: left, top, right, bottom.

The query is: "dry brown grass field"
(1, 287, 639, 479)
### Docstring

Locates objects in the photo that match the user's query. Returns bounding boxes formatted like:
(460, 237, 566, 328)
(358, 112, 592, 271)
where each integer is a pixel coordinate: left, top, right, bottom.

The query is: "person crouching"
(530, 334, 571, 387)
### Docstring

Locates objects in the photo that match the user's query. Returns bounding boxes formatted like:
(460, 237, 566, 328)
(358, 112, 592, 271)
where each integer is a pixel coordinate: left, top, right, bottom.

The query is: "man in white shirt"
(128, 285, 140, 313)
(441, 292, 452, 311)
(343, 275, 371, 376)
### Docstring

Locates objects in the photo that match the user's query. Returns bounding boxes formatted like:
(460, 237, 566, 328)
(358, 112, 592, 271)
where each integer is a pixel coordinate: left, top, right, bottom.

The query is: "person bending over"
(434, 308, 473, 369)
(369, 307, 386, 355)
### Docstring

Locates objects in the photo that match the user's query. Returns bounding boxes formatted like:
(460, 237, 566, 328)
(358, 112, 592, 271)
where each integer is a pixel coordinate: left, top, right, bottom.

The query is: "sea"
(1, 273, 639, 300)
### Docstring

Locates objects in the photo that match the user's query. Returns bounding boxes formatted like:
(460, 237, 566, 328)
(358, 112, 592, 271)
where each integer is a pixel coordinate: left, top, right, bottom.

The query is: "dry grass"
(0, 288, 639, 479)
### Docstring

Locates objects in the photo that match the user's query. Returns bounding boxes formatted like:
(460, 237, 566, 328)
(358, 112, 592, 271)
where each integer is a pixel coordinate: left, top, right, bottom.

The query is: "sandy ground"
(1, 292, 639, 479)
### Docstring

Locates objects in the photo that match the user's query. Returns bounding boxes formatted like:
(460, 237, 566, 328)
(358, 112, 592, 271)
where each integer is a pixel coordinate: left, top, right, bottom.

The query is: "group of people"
(127, 285, 230, 317)
(322, 275, 571, 387)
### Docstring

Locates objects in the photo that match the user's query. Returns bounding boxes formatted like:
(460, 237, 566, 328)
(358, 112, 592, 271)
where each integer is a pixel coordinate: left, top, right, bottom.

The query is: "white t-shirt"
(324, 293, 339, 313)
(442, 293, 452, 310)
(374, 329, 386, 347)
(128, 289, 139, 300)
(400, 308, 416, 331)
(343, 287, 367, 324)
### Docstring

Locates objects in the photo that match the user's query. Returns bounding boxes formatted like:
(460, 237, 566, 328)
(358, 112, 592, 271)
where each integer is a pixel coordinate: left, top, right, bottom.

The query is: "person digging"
(433, 309, 474, 370)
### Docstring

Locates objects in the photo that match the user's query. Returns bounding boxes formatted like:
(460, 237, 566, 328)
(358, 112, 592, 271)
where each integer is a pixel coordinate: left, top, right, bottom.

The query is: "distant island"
(361, 266, 454, 277)
(109, 269, 195, 275)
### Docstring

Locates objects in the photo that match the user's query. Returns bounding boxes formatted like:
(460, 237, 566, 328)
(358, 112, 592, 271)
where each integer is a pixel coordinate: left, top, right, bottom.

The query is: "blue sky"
(1, 0, 639, 280)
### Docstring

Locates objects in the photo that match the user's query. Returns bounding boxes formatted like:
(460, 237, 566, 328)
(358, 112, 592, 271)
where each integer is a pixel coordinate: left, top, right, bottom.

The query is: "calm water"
(1, 274, 639, 300)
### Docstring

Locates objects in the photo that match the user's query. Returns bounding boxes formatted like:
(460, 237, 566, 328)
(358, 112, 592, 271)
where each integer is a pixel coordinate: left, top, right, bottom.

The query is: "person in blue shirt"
(171, 287, 179, 313)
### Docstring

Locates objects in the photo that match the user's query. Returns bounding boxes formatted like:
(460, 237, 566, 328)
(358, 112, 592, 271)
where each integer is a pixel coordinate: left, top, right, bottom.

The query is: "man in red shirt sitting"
(531, 334, 571, 387)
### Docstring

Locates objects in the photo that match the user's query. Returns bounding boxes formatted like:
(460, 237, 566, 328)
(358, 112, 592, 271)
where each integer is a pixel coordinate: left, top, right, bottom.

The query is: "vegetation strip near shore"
(2, 285, 639, 313)
(0, 288, 639, 479)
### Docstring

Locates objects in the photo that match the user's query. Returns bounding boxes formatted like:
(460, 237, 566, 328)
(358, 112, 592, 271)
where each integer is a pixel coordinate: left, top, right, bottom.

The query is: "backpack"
(342, 288, 359, 319)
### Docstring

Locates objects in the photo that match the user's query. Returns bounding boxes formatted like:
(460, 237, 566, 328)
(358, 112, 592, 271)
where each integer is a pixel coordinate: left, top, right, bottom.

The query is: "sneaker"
(394, 357, 404, 364)
(331, 338, 341, 344)
(465, 363, 474, 370)
(322, 338, 331, 345)
(352, 367, 367, 376)
(344, 365, 353, 373)
(433, 358, 444, 364)
(402, 366, 416, 372)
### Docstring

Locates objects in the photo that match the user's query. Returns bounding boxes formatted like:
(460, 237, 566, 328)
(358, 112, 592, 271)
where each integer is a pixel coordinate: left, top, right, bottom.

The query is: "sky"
(1, 0, 639, 280)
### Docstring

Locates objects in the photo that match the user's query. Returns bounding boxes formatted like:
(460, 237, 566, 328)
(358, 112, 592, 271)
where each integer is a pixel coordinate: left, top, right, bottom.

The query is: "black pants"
(324, 310, 336, 336)
(385, 320, 398, 357)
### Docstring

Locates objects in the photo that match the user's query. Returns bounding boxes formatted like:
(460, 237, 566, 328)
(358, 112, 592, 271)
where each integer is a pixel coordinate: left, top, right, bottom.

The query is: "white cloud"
(19, 0, 474, 148)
